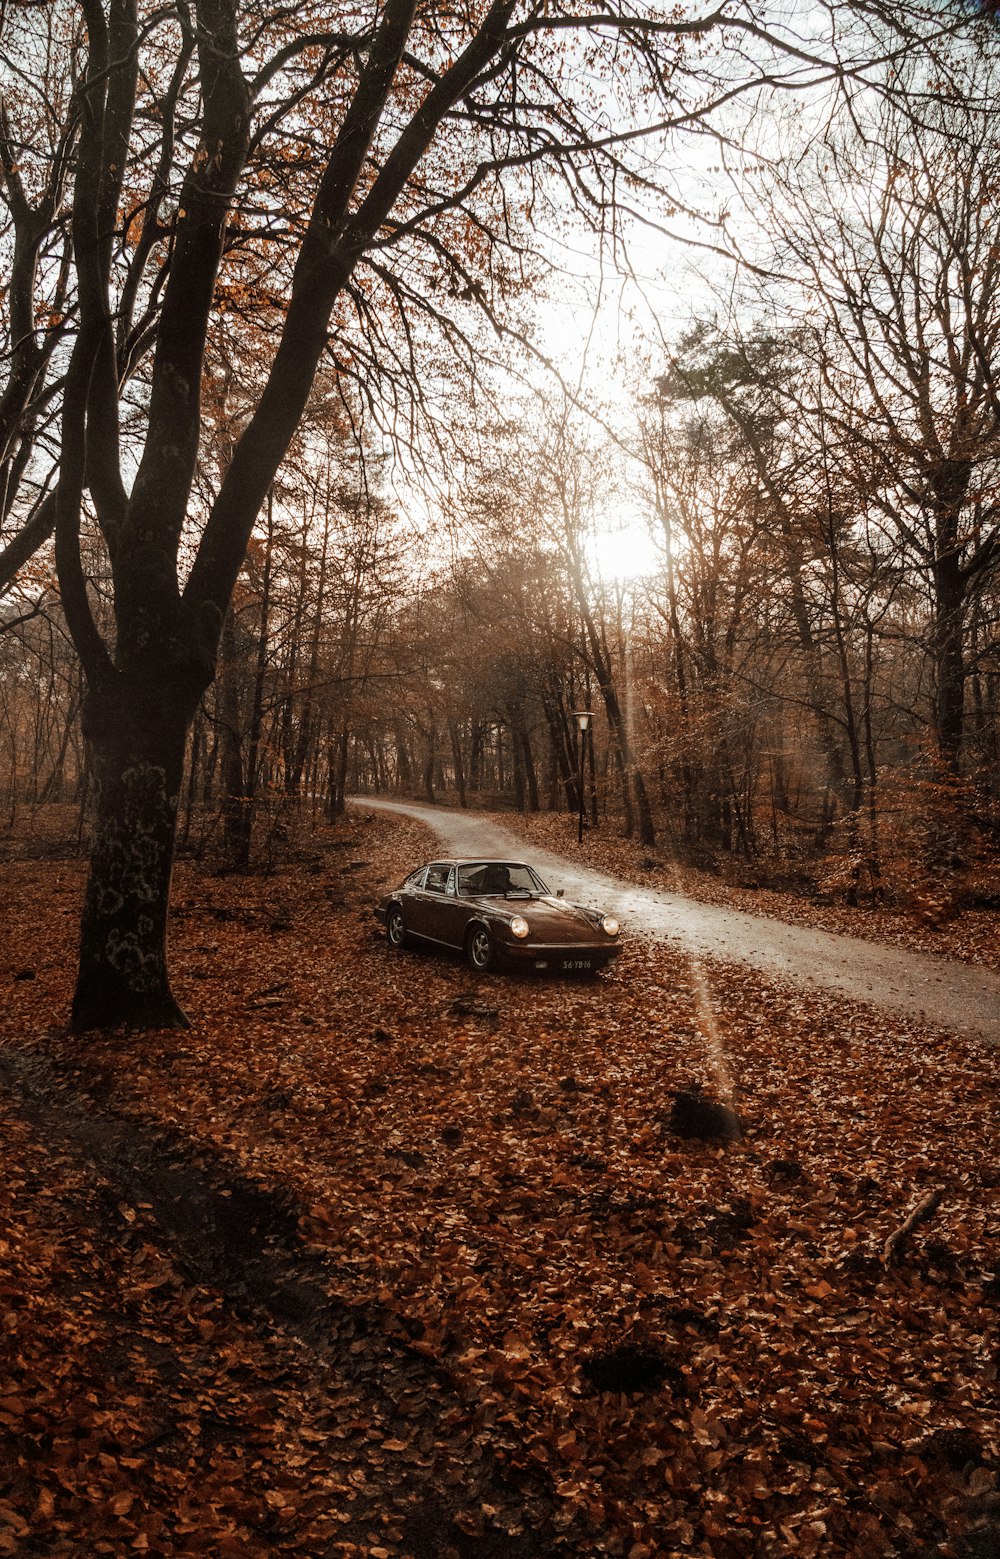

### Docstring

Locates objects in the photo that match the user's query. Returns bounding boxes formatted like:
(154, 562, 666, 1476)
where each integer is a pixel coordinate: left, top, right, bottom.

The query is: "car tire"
(386, 905, 407, 949)
(465, 924, 495, 972)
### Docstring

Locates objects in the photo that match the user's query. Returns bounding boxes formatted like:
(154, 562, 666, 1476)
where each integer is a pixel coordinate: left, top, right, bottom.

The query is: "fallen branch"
(449, 999, 499, 1021)
(883, 1188, 944, 1268)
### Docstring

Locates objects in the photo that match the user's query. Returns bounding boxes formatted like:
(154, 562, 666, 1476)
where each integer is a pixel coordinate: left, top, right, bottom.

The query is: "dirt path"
(353, 797, 1000, 1046)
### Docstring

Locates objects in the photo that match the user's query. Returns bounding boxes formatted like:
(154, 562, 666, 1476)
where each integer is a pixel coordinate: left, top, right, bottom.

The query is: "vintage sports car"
(375, 858, 621, 973)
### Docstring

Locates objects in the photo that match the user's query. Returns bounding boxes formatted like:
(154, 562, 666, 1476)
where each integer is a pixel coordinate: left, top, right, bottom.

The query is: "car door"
(433, 866, 467, 948)
(413, 862, 452, 942)
(397, 867, 427, 936)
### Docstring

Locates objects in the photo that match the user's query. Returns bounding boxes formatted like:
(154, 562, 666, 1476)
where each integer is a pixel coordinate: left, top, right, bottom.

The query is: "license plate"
(561, 957, 593, 971)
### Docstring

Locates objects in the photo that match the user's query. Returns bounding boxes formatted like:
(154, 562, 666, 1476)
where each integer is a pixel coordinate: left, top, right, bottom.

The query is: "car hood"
(469, 894, 607, 942)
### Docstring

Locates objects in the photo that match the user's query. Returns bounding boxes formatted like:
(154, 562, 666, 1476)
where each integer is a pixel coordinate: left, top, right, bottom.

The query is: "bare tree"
(732, 50, 1000, 773)
(0, 4, 78, 589)
(0, 0, 978, 1026)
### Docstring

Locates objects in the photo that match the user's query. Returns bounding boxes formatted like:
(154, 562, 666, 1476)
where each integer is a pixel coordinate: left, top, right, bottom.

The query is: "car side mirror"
(556, 888, 564, 898)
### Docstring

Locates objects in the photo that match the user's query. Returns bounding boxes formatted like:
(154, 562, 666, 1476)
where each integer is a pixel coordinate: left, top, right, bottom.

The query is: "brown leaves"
(1, 809, 998, 1554)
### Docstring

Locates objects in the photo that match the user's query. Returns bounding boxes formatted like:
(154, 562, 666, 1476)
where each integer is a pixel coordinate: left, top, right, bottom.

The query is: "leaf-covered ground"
(1, 810, 998, 1557)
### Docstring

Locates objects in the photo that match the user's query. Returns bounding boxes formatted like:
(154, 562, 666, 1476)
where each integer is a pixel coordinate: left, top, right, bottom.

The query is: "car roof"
(426, 858, 532, 867)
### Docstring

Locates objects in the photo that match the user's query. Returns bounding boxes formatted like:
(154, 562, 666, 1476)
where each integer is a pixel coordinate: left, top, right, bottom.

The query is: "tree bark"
(219, 610, 249, 862)
(572, 578, 656, 846)
(521, 729, 540, 812)
(511, 713, 526, 811)
(394, 723, 412, 789)
(332, 726, 351, 817)
(234, 491, 276, 867)
(469, 723, 484, 793)
(542, 696, 577, 813)
(932, 550, 966, 771)
(72, 677, 197, 1031)
(448, 718, 468, 807)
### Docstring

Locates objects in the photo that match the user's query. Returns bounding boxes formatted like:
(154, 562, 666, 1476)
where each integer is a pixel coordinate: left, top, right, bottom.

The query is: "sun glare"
(586, 518, 662, 584)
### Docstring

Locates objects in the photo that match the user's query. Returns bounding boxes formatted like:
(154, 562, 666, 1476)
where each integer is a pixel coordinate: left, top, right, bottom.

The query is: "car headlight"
(601, 916, 619, 937)
(509, 916, 530, 939)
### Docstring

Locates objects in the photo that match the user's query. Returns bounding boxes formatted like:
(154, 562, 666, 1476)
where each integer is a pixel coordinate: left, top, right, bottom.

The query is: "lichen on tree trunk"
(71, 684, 194, 1032)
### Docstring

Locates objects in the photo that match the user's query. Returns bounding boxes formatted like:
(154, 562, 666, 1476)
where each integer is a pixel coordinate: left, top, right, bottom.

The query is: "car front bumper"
(502, 941, 620, 972)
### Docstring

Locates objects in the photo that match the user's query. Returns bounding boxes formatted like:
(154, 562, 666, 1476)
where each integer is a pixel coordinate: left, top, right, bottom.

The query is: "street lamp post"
(570, 710, 593, 844)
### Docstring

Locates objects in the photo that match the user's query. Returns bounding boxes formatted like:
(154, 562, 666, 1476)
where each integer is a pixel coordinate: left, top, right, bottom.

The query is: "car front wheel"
(466, 924, 495, 972)
(387, 906, 407, 949)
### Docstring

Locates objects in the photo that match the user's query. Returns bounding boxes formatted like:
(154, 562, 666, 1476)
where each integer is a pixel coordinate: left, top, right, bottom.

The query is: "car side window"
(444, 867, 456, 896)
(425, 864, 450, 894)
(406, 868, 426, 889)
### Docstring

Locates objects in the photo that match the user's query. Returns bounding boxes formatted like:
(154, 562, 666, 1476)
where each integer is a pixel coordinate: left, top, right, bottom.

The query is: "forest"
(3, 5, 999, 965)
(1, 1, 999, 1555)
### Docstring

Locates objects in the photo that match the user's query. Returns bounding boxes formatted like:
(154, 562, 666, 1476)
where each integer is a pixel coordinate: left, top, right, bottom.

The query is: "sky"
(516, 191, 735, 584)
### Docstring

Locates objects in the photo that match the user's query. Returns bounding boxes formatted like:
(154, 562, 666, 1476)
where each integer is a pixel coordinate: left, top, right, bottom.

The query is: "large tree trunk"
(72, 678, 197, 1032)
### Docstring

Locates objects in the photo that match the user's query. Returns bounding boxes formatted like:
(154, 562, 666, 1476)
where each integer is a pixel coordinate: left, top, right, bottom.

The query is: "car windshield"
(457, 862, 549, 898)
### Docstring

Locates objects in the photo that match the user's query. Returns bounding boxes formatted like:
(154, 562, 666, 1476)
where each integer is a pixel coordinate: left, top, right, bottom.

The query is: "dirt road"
(353, 797, 1000, 1046)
